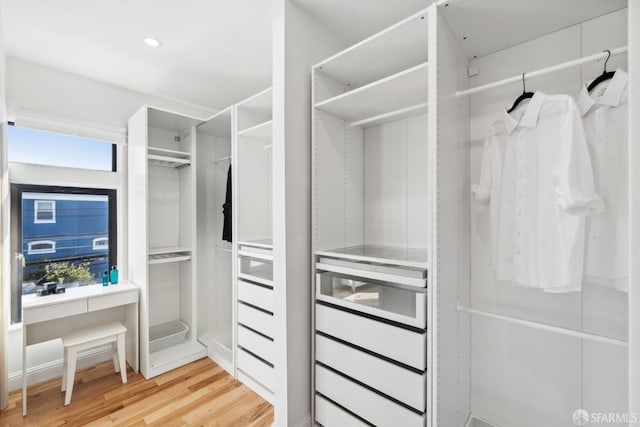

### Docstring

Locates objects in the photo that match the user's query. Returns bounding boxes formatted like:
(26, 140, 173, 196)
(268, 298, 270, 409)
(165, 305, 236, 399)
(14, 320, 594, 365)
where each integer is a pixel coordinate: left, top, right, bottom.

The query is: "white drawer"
(238, 325, 274, 364)
(238, 256, 273, 287)
(315, 364, 425, 427)
(316, 334, 426, 411)
(238, 303, 274, 338)
(315, 394, 369, 427)
(238, 349, 274, 391)
(23, 299, 87, 325)
(238, 280, 274, 313)
(88, 290, 138, 312)
(316, 303, 426, 370)
(316, 271, 427, 328)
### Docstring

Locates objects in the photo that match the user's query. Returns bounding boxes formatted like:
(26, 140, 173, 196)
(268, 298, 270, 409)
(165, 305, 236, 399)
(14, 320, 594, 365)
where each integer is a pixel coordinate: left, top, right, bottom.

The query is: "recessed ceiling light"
(144, 37, 161, 48)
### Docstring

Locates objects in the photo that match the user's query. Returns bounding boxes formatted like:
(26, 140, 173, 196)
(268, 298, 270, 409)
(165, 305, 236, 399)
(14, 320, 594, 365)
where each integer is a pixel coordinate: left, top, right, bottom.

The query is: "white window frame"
(93, 237, 109, 250)
(34, 200, 56, 224)
(27, 240, 56, 255)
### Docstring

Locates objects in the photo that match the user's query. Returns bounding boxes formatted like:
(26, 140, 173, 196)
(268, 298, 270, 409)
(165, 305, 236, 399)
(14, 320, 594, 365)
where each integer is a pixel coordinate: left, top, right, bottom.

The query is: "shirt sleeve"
(472, 136, 492, 203)
(553, 98, 604, 216)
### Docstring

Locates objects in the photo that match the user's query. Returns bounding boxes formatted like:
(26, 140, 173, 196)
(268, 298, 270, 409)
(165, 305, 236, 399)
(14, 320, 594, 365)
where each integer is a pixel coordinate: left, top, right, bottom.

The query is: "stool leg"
(61, 348, 67, 392)
(116, 333, 127, 384)
(64, 348, 77, 405)
(112, 341, 120, 373)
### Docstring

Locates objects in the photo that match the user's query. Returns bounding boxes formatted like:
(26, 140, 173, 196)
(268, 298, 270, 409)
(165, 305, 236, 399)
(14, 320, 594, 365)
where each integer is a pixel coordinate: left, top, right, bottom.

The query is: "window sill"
(8, 322, 22, 332)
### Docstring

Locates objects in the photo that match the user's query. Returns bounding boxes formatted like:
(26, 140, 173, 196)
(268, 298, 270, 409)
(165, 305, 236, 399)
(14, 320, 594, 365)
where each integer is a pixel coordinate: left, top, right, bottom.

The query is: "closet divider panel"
(431, 9, 470, 427)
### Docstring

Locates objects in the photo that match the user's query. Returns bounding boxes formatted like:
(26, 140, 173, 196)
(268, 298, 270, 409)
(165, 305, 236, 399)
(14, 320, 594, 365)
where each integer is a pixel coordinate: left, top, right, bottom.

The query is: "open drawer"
(316, 271, 426, 328)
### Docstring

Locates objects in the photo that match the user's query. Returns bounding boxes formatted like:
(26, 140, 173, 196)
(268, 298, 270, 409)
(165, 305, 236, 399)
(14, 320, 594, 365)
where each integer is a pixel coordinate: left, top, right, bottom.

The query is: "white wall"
(468, 9, 628, 426)
(0, 1, 9, 410)
(4, 57, 217, 391)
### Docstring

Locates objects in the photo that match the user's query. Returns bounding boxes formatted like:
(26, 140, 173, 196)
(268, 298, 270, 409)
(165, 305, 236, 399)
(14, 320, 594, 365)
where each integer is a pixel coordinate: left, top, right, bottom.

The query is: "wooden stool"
(61, 321, 127, 405)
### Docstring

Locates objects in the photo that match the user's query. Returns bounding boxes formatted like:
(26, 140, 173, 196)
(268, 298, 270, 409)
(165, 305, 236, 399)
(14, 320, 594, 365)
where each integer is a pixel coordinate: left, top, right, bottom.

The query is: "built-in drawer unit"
(316, 334, 426, 411)
(238, 280, 274, 313)
(315, 394, 370, 427)
(23, 299, 87, 325)
(316, 256, 427, 288)
(315, 364, 426, 427)
(316, 271, 426, 328)
(238, 348, 274, 391)
(237, 302, 274, 339)
(315, 303, 426, 370)
(88, 290, 138, 312)
(238, 325, 274, 364)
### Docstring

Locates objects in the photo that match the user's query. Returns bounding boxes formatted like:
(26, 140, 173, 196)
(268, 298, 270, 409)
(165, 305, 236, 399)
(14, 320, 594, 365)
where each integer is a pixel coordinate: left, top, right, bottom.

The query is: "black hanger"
(587, 49, 615, 92)
(507, 73, 534, 113)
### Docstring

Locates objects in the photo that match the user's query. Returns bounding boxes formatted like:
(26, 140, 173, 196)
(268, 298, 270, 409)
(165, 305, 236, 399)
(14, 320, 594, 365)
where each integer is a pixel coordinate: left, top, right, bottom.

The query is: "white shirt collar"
(577, 68, 628, 116)
(502, 91, 546, 135)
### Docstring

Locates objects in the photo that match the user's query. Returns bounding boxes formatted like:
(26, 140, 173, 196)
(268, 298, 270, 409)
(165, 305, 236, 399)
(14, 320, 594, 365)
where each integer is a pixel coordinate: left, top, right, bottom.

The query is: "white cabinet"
(128, 106, 206, 379)
(312, 7, 430, 425)
(234, 88, 276, 401)
(195, 107, 235, 374)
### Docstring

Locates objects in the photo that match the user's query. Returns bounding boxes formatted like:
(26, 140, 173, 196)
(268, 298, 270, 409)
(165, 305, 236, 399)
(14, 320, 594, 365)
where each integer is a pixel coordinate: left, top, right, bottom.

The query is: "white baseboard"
(271, 414, 311, 427)
(8, 345, 114, 392)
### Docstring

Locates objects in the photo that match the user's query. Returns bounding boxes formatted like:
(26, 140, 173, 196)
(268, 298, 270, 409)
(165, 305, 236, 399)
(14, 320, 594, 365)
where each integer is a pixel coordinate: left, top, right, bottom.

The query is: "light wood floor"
(0, 358, 273, 426)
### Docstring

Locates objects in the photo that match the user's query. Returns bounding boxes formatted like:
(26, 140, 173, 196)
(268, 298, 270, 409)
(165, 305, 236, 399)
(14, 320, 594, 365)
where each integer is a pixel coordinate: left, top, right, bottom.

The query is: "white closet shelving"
(312, 8, 430, 427)
(234, 87, 276, 403)
(128, 106, 206, 379)
(431, 1, 630, 426)
(195, 107, 235, 374)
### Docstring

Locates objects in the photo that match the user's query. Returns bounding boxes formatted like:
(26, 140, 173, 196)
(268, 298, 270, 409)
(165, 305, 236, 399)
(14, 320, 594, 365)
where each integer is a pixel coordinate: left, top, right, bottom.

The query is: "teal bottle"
(102, 271, 109, 286)
(110, 265, 119, 284)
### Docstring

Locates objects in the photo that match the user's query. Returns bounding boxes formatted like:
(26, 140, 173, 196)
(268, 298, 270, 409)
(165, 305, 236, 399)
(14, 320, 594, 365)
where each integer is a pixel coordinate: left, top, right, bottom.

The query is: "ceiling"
(1, 0, 431, 110)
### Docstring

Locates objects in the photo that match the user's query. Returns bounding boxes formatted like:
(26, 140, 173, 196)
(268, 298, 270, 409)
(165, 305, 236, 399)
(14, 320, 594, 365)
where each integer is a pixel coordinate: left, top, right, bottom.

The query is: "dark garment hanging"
(222, 164, 232, 242)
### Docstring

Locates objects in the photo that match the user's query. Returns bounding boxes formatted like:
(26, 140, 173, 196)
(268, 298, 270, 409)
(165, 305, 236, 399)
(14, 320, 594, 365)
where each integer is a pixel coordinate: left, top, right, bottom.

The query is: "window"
(11, 185, 117, 323)
(93, 237, 109, 250)
(8, 124, 115, 171)
(27, 240, 56, 254)
(34, 200, 56, 223)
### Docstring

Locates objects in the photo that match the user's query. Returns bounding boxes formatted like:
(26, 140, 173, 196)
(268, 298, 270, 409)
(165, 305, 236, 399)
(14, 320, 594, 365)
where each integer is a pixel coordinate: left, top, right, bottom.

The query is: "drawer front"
(315, 364, 425, 427)
(238, 325, 274, 364)
(238, 280, 274, 313)
(316, 334, 426, 411)
(316, 272, 427, 328)
(88, 290, 138, 312)
(23, 299, 87, 325)
(315, 395, 369, 427)
(238, 349, 274, 391)
(238, 303, 274, 338)
(316, 303, 426, 370)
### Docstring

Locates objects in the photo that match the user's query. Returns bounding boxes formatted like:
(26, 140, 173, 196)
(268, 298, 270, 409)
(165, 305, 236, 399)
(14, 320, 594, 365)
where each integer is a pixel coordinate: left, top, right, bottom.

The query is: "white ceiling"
(1, 0, 432, 110)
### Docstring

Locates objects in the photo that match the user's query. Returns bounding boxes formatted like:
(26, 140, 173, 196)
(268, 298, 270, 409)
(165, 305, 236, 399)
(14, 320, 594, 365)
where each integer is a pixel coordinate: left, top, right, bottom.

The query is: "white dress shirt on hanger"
(577, 68, 629, 291)
(473, 91, 603, 292)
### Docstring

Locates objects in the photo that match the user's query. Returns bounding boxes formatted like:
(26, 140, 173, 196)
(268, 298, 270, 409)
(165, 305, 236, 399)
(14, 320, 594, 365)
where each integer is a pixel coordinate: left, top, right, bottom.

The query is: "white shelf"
(148, 146, 191, 159)
(213, 155, 232, 164)
(148, 247, 192, 264)
(315, 62, 428, 122)
(238, 239, 273, 250)
(148, 340, 207, 377)
(315, 8, 429, 89)
(238, 120, 272, 140)
(237, 87, 273, 115)
(316, 245, 429, 269)
(148, 154, 191, 168)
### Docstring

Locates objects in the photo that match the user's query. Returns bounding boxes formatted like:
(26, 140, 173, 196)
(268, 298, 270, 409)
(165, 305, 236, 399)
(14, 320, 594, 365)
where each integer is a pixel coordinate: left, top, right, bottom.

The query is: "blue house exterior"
(22, 193, 109, 283)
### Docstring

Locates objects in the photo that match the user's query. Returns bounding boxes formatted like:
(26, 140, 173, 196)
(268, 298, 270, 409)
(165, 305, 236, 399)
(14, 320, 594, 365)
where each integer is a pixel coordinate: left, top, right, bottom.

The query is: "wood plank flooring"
(0, 358, 273, 426)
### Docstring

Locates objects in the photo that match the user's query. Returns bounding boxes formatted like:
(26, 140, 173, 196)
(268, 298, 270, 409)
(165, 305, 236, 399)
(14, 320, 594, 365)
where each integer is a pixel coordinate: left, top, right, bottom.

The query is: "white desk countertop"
(22, 281, 139, 310)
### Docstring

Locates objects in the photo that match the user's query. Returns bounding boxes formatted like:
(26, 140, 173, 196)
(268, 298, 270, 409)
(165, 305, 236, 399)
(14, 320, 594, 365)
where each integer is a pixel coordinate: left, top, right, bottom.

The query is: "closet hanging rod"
(456, 304, 628, 347)
(455, 46, 628, 98)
